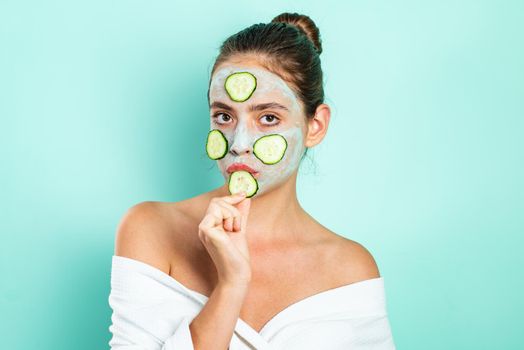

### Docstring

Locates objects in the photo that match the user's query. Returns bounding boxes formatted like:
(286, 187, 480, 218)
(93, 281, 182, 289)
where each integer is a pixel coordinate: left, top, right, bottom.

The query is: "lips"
(226, 162, 258, 175)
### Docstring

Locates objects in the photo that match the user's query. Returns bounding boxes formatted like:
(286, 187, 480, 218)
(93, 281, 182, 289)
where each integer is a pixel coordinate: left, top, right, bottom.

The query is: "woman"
(108, 12, 396, 350)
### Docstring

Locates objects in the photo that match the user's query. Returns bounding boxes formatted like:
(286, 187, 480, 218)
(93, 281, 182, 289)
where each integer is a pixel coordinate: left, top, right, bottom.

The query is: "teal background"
(1, 1, 522, 349)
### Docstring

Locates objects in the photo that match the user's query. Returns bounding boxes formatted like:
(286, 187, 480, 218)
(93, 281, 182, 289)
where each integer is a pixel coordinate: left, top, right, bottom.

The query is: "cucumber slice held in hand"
(253, 134, 288, 165)
(228, 170, 258, 198)
(206, 129, 228, 160)
(224, 72, 257, 102)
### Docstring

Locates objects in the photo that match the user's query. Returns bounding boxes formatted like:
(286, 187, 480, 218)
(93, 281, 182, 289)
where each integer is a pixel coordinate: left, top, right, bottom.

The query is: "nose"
(229, 121, 253, 156)
(229, 136, 252, 156)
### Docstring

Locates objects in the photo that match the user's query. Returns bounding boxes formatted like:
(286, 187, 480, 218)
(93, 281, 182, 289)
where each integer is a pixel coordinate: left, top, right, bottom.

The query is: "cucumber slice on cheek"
(253, 134, 288, 165)
(206, 129, 228, 160)
(224, 72, 257, 102)
(228, 170, 258, 198)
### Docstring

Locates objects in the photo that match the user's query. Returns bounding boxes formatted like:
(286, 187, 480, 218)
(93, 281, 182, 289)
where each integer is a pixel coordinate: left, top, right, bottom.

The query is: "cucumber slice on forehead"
(224, 72, 257, 102)
(206, 129, 228, 160)
(228, 170, 258, 198)
(253, 134, 288, 165)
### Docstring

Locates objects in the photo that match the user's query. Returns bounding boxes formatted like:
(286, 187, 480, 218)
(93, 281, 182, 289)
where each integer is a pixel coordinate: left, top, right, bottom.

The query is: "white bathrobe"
(108, 255, 396, 349)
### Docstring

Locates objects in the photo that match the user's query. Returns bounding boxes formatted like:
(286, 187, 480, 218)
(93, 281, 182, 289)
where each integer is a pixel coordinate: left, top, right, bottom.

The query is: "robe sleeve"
(108, 289, 196, 350)
(108, 256, 199, 350)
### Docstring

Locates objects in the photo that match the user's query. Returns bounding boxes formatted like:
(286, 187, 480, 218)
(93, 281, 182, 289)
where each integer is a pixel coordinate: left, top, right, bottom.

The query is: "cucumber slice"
(206, 129, 228, 160)
(228, 170, 258, 198)
(224, 72, 257, 102)
(253, 134, 288, 165)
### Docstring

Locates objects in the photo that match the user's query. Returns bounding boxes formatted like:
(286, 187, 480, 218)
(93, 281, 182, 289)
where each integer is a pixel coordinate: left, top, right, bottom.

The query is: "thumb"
(236, 197, 251, 230)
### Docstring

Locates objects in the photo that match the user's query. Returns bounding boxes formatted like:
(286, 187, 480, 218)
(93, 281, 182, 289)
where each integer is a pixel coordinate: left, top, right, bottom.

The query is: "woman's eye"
(212, 113, 231, 124)
(261, 114, 280, 126)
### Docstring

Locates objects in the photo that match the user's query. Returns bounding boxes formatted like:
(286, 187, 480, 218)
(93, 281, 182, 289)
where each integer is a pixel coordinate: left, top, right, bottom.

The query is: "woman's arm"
(189, 282, 249, 350)
(110, 193, 252, 349)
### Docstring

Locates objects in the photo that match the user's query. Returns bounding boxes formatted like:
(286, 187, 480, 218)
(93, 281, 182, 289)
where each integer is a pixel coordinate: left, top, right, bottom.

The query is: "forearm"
(189, 282, 248, 350)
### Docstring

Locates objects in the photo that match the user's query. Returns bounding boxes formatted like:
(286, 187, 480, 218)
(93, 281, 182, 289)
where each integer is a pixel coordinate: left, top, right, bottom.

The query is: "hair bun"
(271, 12, 322, 55)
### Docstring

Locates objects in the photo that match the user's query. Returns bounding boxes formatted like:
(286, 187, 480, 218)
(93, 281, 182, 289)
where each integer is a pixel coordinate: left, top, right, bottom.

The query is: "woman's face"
(208, 63, 307, 196)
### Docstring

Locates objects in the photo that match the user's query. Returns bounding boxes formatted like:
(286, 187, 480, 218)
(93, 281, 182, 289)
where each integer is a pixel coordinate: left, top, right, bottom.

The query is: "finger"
(232, 214, 241, 232)
(210, 204, 238, 234)
(198, 212, 224, 232)
(238, 198, 251, 232)
(234, 201, 246, 232)
(215, 202, 241, 232)
(218, 192, 247, 205)
(218, 199, 248, 233)
(199, 213, 219, 231)
(224, 216, 234, 232)
(217, 200, 244, 232)
(215, 201, 241, 217)
(201, 207, 231, 233)
(202, 214, 229, 241)
(208, 202, 235, 222)
(236, 196, 250, 216)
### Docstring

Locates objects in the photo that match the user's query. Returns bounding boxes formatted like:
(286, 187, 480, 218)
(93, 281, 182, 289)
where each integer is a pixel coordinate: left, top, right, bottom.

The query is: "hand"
(198, 191, 252, 287)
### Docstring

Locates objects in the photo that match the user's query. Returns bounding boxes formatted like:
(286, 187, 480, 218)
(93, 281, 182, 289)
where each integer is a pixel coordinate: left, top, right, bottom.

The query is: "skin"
(208, 57, 332, 245)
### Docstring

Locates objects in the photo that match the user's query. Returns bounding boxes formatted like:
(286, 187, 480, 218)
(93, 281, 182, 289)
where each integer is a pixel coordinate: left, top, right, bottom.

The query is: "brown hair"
(207, 12, 324, 119)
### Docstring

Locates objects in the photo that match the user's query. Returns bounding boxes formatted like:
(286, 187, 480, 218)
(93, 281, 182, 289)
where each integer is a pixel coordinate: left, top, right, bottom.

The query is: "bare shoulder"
(324, 233, 381, 284)
(114, 201, 181, 274)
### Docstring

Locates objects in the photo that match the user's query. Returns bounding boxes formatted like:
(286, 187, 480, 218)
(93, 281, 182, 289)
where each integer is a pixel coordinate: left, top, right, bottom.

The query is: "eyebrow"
(210, 101, 289, 112)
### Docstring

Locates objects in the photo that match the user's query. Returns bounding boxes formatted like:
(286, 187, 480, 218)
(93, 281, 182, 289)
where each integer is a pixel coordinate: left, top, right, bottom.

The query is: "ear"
(304, 103, 331, 148)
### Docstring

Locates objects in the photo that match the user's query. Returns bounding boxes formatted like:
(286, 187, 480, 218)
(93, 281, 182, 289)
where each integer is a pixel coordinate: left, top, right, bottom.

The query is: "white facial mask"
(208, 64, 307, 197)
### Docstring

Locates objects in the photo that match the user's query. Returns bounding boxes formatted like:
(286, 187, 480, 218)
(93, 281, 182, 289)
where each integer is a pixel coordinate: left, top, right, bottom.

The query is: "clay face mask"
(207, 65, 306, 197)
